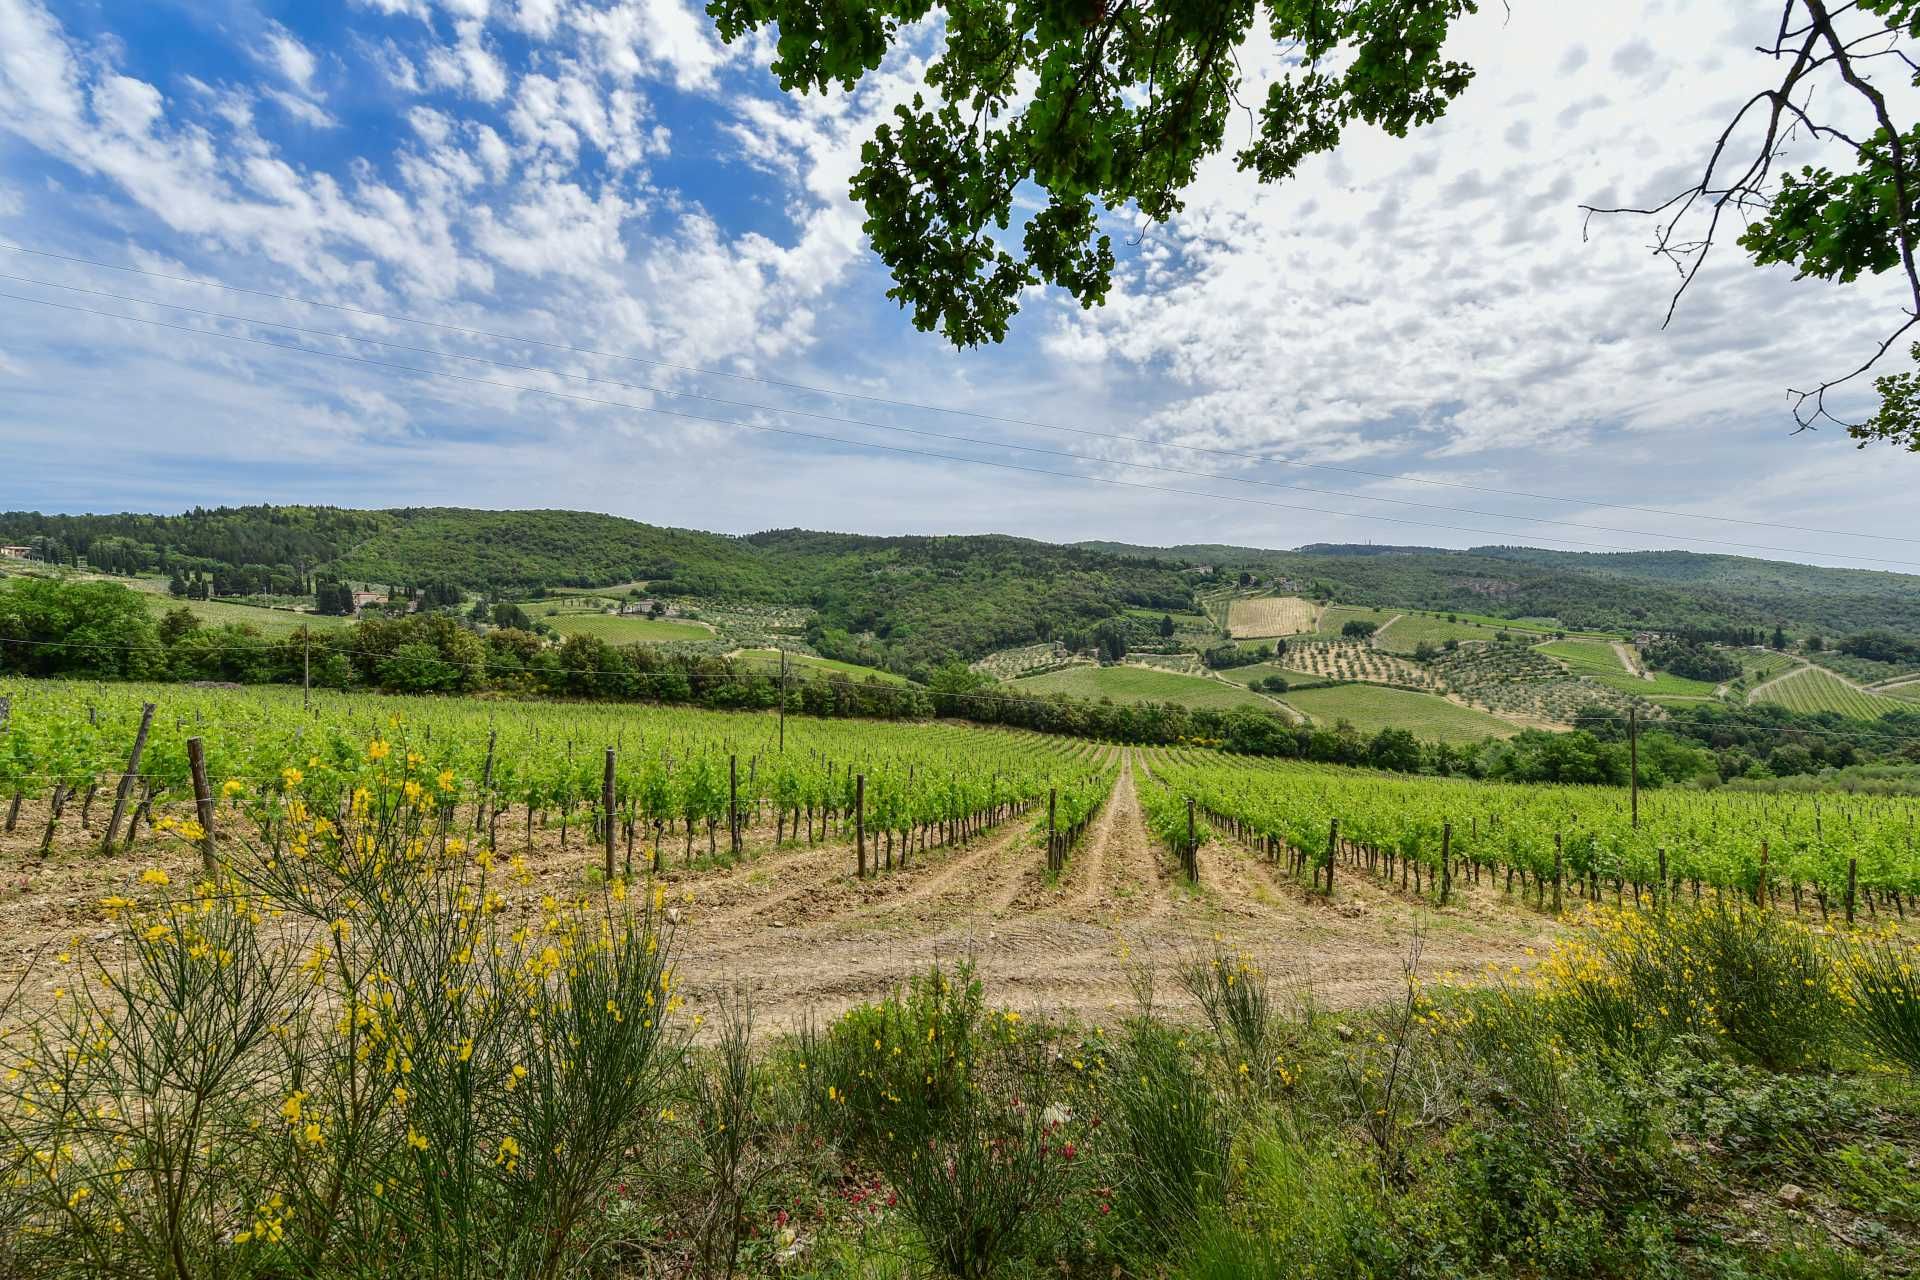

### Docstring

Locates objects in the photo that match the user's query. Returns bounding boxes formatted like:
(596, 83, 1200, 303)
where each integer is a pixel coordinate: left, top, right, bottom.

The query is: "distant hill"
(1078, 539, 1920, 637)
(7, 507, 1920, 669)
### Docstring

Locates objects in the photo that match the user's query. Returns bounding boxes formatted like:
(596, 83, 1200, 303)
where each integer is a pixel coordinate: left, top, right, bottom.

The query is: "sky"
(1, 0, 1918, 575)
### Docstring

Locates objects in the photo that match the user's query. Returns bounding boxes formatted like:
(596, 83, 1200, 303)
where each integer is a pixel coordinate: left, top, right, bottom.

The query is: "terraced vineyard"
(1749, 664, 1906, 719)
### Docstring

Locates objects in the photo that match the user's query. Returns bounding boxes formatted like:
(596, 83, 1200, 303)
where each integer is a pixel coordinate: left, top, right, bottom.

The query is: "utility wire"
(10, 286, 1920, 571)
(1, 268, 1904, 567)
(1, 239, 1912, 547)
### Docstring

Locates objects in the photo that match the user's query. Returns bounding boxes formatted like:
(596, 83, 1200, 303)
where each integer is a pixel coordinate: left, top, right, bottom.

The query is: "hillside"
(1081, 539, 1920, 636)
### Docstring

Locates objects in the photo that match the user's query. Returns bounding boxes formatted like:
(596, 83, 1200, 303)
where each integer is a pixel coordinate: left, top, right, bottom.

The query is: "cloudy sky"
(1, 0, 1917, 574)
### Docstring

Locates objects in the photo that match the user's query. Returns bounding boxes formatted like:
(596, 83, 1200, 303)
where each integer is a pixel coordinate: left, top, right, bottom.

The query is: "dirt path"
(1611, 641, 1651, 680)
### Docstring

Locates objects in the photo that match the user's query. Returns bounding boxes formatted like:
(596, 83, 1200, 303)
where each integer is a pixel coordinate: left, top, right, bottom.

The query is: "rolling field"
(1215, 660, 1322, 689)
(537, 610, 713, 643)
(141, 594, 350, 637)
(1280, 682, 1518, 742)
(1749, 664, 1904, 719)
(1005, 663, 1272, 711)
(732, 648, 910, 685)
(1537, 638, 1720, 698)
(1225, 594, 1318, 638)
(1316, 604, 1399, 635)
(1371, 612, 1504, 652)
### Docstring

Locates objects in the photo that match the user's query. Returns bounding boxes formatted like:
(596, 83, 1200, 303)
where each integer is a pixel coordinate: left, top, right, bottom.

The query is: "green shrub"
(1845, 938, 1920, 1073)
(1103, 1020, 1232, 1250)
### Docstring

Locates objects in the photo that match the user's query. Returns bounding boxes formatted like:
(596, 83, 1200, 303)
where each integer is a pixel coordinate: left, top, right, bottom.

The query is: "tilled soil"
(0, 754, 1562, 1036)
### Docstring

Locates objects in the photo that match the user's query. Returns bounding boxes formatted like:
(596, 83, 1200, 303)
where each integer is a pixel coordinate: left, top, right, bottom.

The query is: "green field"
(1534, 638, 1721, 698)
(732, 648, 910, 685)
(1732, 649, 1797, 682)
(1316, 605, 1399, 635)
(142, 594, 349, 637)
(1005, 664, 1271, 711)
(1371, 612, 1504, 653)
(1280, 683, 1516, 743)
(1214, 661, 1321, 689)
(538, 611, 712, 643)
(1749, 665, 1904, 719)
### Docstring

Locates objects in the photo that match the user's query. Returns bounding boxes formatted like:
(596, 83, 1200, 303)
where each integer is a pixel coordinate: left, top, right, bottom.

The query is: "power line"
(2, 238, 1912, 548)
(3, 269, 1907, 567)
(12, 285, 1920, 572)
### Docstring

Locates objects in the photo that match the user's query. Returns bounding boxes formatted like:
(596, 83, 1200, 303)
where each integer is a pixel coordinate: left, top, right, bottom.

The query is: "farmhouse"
(0, 545, 32, 560)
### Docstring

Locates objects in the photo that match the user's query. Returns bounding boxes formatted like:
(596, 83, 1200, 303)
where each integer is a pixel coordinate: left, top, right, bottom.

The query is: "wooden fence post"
(1440, 822, 1452, 906)
(187, 736, 215, 878)
(602, 748, 616, 882)
(1758, 841, 1770, 909)
(103, 702, 156, 853)
(730, 754, 741, 857)
(1846, 857, 1858, 926)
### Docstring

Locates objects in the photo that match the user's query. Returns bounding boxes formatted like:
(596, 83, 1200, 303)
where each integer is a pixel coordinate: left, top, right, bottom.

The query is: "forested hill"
(1079, 539, 1920, 637)
(0, 507, 1195, 671)
(8, 506, 1920, 656)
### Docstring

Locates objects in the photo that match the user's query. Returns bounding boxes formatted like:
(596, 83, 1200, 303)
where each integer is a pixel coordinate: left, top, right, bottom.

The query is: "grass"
(1280, 683, 1516, 742)
(141, 594, 350, 637)
(1214, 661, 1328, 690)
(732, 648, 910, 685)
(1125, 607, 1213, 628)
(1370, 612, 1504, 653)
(538, 611, 712, 643)
(1315, 605, 1399, 635)
(1537, 638, 1629, 676)
(1537, 638, 1720, 698)
(1750, 665, 1905, 720)
(1005, 664, 1272, 711)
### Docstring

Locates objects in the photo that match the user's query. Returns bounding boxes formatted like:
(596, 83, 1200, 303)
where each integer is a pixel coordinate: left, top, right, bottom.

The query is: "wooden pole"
(1758, 841, 1769, 908)
(187, 736, 216, 878)
(302, 623, 311, 714)
(1440, 822, 1452, 906)
(855, 774, 866, 879)
(602, 748, 616, 882)
(778, 649, 788, 753)
(729, 754, 741, 857)
(1325, 817, 1338, 896)
(103, 702, 155, 852)
(1657, 846, 1668, 906)
(1846, 857, 1858, 926)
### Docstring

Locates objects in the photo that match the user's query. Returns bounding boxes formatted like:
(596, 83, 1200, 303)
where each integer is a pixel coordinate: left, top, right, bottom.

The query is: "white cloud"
(261, 23, 319, 93)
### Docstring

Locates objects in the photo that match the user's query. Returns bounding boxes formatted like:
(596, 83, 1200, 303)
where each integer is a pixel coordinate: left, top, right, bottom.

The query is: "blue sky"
(2, 0, 1918, 574)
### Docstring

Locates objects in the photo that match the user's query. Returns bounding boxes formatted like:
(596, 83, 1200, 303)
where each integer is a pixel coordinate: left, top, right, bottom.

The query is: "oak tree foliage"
(706, 0, 1479, 345)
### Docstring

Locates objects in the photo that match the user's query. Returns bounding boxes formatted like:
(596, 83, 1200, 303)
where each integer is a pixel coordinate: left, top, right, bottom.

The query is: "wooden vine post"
(187, 735, 215, 878)
(1439, 822, 1452, 906)
(729, 754, 741, 857)
(1757, 841, 1770, 909)
(1185, 795, 1197, 883)
(1048, 787, 1059, 874)
(855, 773, 866, 879)
(1846, 857, 1858, 926)
(1552, 833, 1563, 916)
(102, 701, 156, 853)
(602, 748, 616, 882)
(1324, 818, 1339, 896)
(474, 729, 496, 834)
